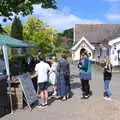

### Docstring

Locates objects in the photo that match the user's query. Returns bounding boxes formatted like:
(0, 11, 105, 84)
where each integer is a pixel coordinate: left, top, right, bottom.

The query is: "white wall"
(110, 42, 120, 66)
(72, 41, 93, 60)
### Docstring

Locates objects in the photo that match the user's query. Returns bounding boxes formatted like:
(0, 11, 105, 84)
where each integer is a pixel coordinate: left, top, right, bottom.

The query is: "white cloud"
(32, 5, 102, 32)
(106, 13, 120, 20)
(105, 0, 120, 21)
(0, 5, 103, 32)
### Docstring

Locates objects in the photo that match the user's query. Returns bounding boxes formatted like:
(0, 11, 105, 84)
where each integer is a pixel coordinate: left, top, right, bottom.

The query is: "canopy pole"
(2, 46, 13, 114)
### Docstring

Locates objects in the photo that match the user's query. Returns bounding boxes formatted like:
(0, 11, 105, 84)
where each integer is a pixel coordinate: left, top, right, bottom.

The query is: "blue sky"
(1, 0, 120, 32)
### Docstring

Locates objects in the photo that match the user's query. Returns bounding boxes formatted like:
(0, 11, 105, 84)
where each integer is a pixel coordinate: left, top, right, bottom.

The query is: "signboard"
(18, 73, 38, 109)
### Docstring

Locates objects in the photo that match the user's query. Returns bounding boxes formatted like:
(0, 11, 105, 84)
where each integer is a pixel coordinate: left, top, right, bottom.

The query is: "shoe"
(66, 95, 70, 99)
(104, 97, 108, 101)
(107, 97, 112, 101)
(84, 95, 89, 99)
(62, 96, 67, 101)
(81, 95, 85, 99)
(36, 105, 45, 109)
(43, 102, 48, 106)
(52, 91, 57, 96)
(81, 95, 89, 99)
(104, 97, 112, 101)
(55, 96, 61, 99)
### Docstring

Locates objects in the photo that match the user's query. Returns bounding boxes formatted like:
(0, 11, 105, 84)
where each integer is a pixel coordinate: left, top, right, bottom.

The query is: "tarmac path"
(1, 64, 120, 120)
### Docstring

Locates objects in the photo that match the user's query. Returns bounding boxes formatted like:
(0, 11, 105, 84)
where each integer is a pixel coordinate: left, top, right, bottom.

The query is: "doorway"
(80, 48, 86, 58)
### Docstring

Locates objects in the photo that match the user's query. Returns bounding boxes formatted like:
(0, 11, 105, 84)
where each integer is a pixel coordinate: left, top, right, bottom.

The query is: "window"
(118, 50, 120, 61)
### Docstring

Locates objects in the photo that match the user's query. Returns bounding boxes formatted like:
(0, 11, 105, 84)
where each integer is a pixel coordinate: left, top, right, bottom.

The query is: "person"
(0, 55, 6, 75)
(49, 57, 57, 96)
(35, 55, 50, 108)
(103, 59, 112, 101)
(78, 52, 92, 99)
(56, 54, 71, 100)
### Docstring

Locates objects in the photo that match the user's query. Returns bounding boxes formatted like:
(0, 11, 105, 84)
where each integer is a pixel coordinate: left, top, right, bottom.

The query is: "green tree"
(0, 0, 57, 34)
(3, 26, 11, 35)
(23, 17, 57, 56)
(11, 17, 24, 55)
(56, 28, 73, 49)
(11, 16, 23, 40)
(63, 28, 73, 38)
(0, 0, 57, 19)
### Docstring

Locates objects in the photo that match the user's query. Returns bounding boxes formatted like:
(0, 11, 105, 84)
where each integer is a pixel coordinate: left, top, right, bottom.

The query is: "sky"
(1, 0, 120, 32)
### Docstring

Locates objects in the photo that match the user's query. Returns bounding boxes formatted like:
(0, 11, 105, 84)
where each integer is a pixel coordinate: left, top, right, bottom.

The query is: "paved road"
(1, 64, 120, 120)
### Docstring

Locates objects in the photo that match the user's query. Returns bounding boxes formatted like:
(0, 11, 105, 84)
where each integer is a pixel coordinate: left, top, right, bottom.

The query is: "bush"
(9, 55, 27, 75)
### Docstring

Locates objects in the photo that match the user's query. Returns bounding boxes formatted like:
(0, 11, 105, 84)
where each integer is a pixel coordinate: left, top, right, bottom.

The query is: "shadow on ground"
(71, 82, 81, 89)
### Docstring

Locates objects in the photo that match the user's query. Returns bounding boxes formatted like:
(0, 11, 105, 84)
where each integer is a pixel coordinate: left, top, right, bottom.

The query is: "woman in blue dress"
(56, 54, 71, 100)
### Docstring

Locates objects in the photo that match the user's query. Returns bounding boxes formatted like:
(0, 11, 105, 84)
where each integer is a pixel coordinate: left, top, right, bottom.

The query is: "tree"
(0, 25, 6, 34)
(0, 0, 57, 34)
(11, 16, 23, 40)
(3, 26, 11, 35)
(23, 17, 57, 56)
(56, 28, 73, 49)
(63, 28, 73, 39)
(0, 0, 57, 20)
(11, 17, 23, 55)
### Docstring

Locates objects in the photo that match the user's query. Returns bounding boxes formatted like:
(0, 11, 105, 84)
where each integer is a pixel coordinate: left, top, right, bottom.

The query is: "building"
(72, 24, 120, 66)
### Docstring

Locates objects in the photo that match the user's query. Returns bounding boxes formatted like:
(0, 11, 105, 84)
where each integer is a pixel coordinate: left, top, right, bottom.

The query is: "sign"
(18, 73, 38, 109)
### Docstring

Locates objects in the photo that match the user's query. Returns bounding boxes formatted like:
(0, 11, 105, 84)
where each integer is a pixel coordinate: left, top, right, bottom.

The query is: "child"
(103, 59, 112, 101)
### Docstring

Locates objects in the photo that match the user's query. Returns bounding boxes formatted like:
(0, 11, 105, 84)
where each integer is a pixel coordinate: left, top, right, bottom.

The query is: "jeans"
(104, 80, 112, 97)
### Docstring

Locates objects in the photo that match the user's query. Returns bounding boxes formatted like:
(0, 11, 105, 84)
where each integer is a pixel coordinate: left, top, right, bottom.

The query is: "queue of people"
(34, 51, 113, 109)
(35, 54, 71, 108)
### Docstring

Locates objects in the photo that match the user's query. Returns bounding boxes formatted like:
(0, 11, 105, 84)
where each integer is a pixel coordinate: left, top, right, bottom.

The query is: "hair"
(84, 52, 88, 57)
(104, 58, 111, 66)
(88, 53, 91, 56)
(38, 55, 45, 61)
(61, 54, 67, 59)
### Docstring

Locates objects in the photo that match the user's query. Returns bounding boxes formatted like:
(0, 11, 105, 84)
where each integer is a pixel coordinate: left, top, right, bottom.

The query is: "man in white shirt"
(35, 55, 50, 107)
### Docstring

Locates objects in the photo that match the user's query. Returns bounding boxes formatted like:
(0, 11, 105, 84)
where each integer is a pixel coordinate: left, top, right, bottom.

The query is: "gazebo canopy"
(0, 35, 34, 48)
(0, 34, 36, 113)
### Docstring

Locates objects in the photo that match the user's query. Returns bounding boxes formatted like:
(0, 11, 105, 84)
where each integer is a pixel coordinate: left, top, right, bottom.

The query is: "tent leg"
(2, 46, 13, 114)
(8, 82, 13, 114)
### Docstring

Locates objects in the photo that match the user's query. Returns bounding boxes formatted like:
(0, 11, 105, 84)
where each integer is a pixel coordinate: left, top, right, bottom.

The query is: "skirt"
(56, 74, 71, 97)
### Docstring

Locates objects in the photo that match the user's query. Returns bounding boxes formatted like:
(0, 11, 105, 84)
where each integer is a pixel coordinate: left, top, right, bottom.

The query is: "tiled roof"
(75, 24, 120, 43)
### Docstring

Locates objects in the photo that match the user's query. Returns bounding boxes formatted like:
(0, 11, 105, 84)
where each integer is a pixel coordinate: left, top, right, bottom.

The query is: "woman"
(103, 59, 112, 101)
(78, 52, 92, 99)
(56, 54, 71, 100)
(49, 57, 57, 96)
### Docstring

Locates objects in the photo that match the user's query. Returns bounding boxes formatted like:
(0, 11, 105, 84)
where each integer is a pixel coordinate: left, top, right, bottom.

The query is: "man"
(35, 55, 50, 108)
